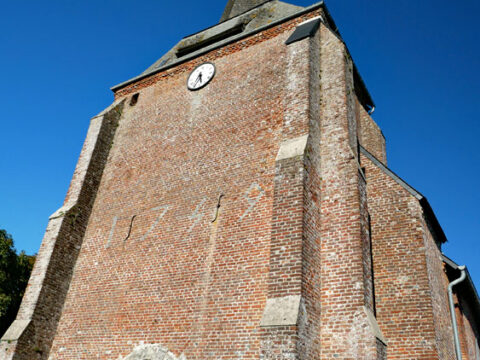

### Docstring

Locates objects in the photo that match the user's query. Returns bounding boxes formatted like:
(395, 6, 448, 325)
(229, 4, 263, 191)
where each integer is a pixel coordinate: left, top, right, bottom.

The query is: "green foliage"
(0, 230, 35, 337)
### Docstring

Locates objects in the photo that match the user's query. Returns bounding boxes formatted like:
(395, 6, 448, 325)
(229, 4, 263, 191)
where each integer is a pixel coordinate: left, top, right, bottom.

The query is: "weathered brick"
(2, 2, 478, 360)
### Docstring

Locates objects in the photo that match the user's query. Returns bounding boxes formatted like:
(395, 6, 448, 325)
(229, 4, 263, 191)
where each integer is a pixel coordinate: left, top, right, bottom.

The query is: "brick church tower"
(2, 1, 479, 359)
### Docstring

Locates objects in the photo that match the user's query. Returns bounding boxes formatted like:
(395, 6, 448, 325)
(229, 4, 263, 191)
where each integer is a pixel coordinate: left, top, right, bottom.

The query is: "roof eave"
(360, 145, 447, 244)
(110, 1, 375, 112)
(442, 254, 480, 329)
(111, 1, 325, 92)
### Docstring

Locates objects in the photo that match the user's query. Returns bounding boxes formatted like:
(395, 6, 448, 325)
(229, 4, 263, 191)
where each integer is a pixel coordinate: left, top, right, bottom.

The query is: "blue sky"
(0, 0, 478, 289)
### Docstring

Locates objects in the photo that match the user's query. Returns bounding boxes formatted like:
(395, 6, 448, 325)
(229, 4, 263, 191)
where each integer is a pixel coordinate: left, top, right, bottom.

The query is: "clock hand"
(194, 72, 203, 87)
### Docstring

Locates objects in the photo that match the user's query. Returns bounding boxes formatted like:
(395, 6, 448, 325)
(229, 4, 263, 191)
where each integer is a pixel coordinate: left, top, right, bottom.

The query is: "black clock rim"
(187, 62, 216, 91)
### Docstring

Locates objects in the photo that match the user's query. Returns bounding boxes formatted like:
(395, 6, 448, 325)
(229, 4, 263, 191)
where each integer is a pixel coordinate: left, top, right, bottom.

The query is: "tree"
(0, 229, 35, 337)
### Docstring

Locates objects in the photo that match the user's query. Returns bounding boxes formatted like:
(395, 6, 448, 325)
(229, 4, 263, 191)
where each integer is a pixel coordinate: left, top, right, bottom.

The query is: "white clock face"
(187, 63, 215, 90)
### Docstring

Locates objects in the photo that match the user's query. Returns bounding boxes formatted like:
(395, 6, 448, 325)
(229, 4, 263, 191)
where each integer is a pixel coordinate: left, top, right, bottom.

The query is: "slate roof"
(111, 1, 304, 91)
(141, 1, 302, 75)
(110, 1, 375, 112)
(442, 254, 480, 330)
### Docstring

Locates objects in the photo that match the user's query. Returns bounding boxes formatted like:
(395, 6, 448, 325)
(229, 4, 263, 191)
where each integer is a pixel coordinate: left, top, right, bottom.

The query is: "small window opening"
(130, 93, 139, 106)
(176, 24, 245, 58)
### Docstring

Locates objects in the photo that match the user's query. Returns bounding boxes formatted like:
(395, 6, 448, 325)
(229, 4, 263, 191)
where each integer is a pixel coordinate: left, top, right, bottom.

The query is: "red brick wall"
(362, 152, 456, 359)
(356, 98, 386, 165)
(299, 32, 322, 360)
(257, 28, 323, 360)
(47, 12, 329, 360)
(4, 7, 393, 360)
(457, 296, 480, 360)
(317, 25, 381, 359)
(422, 217, 456, 359)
